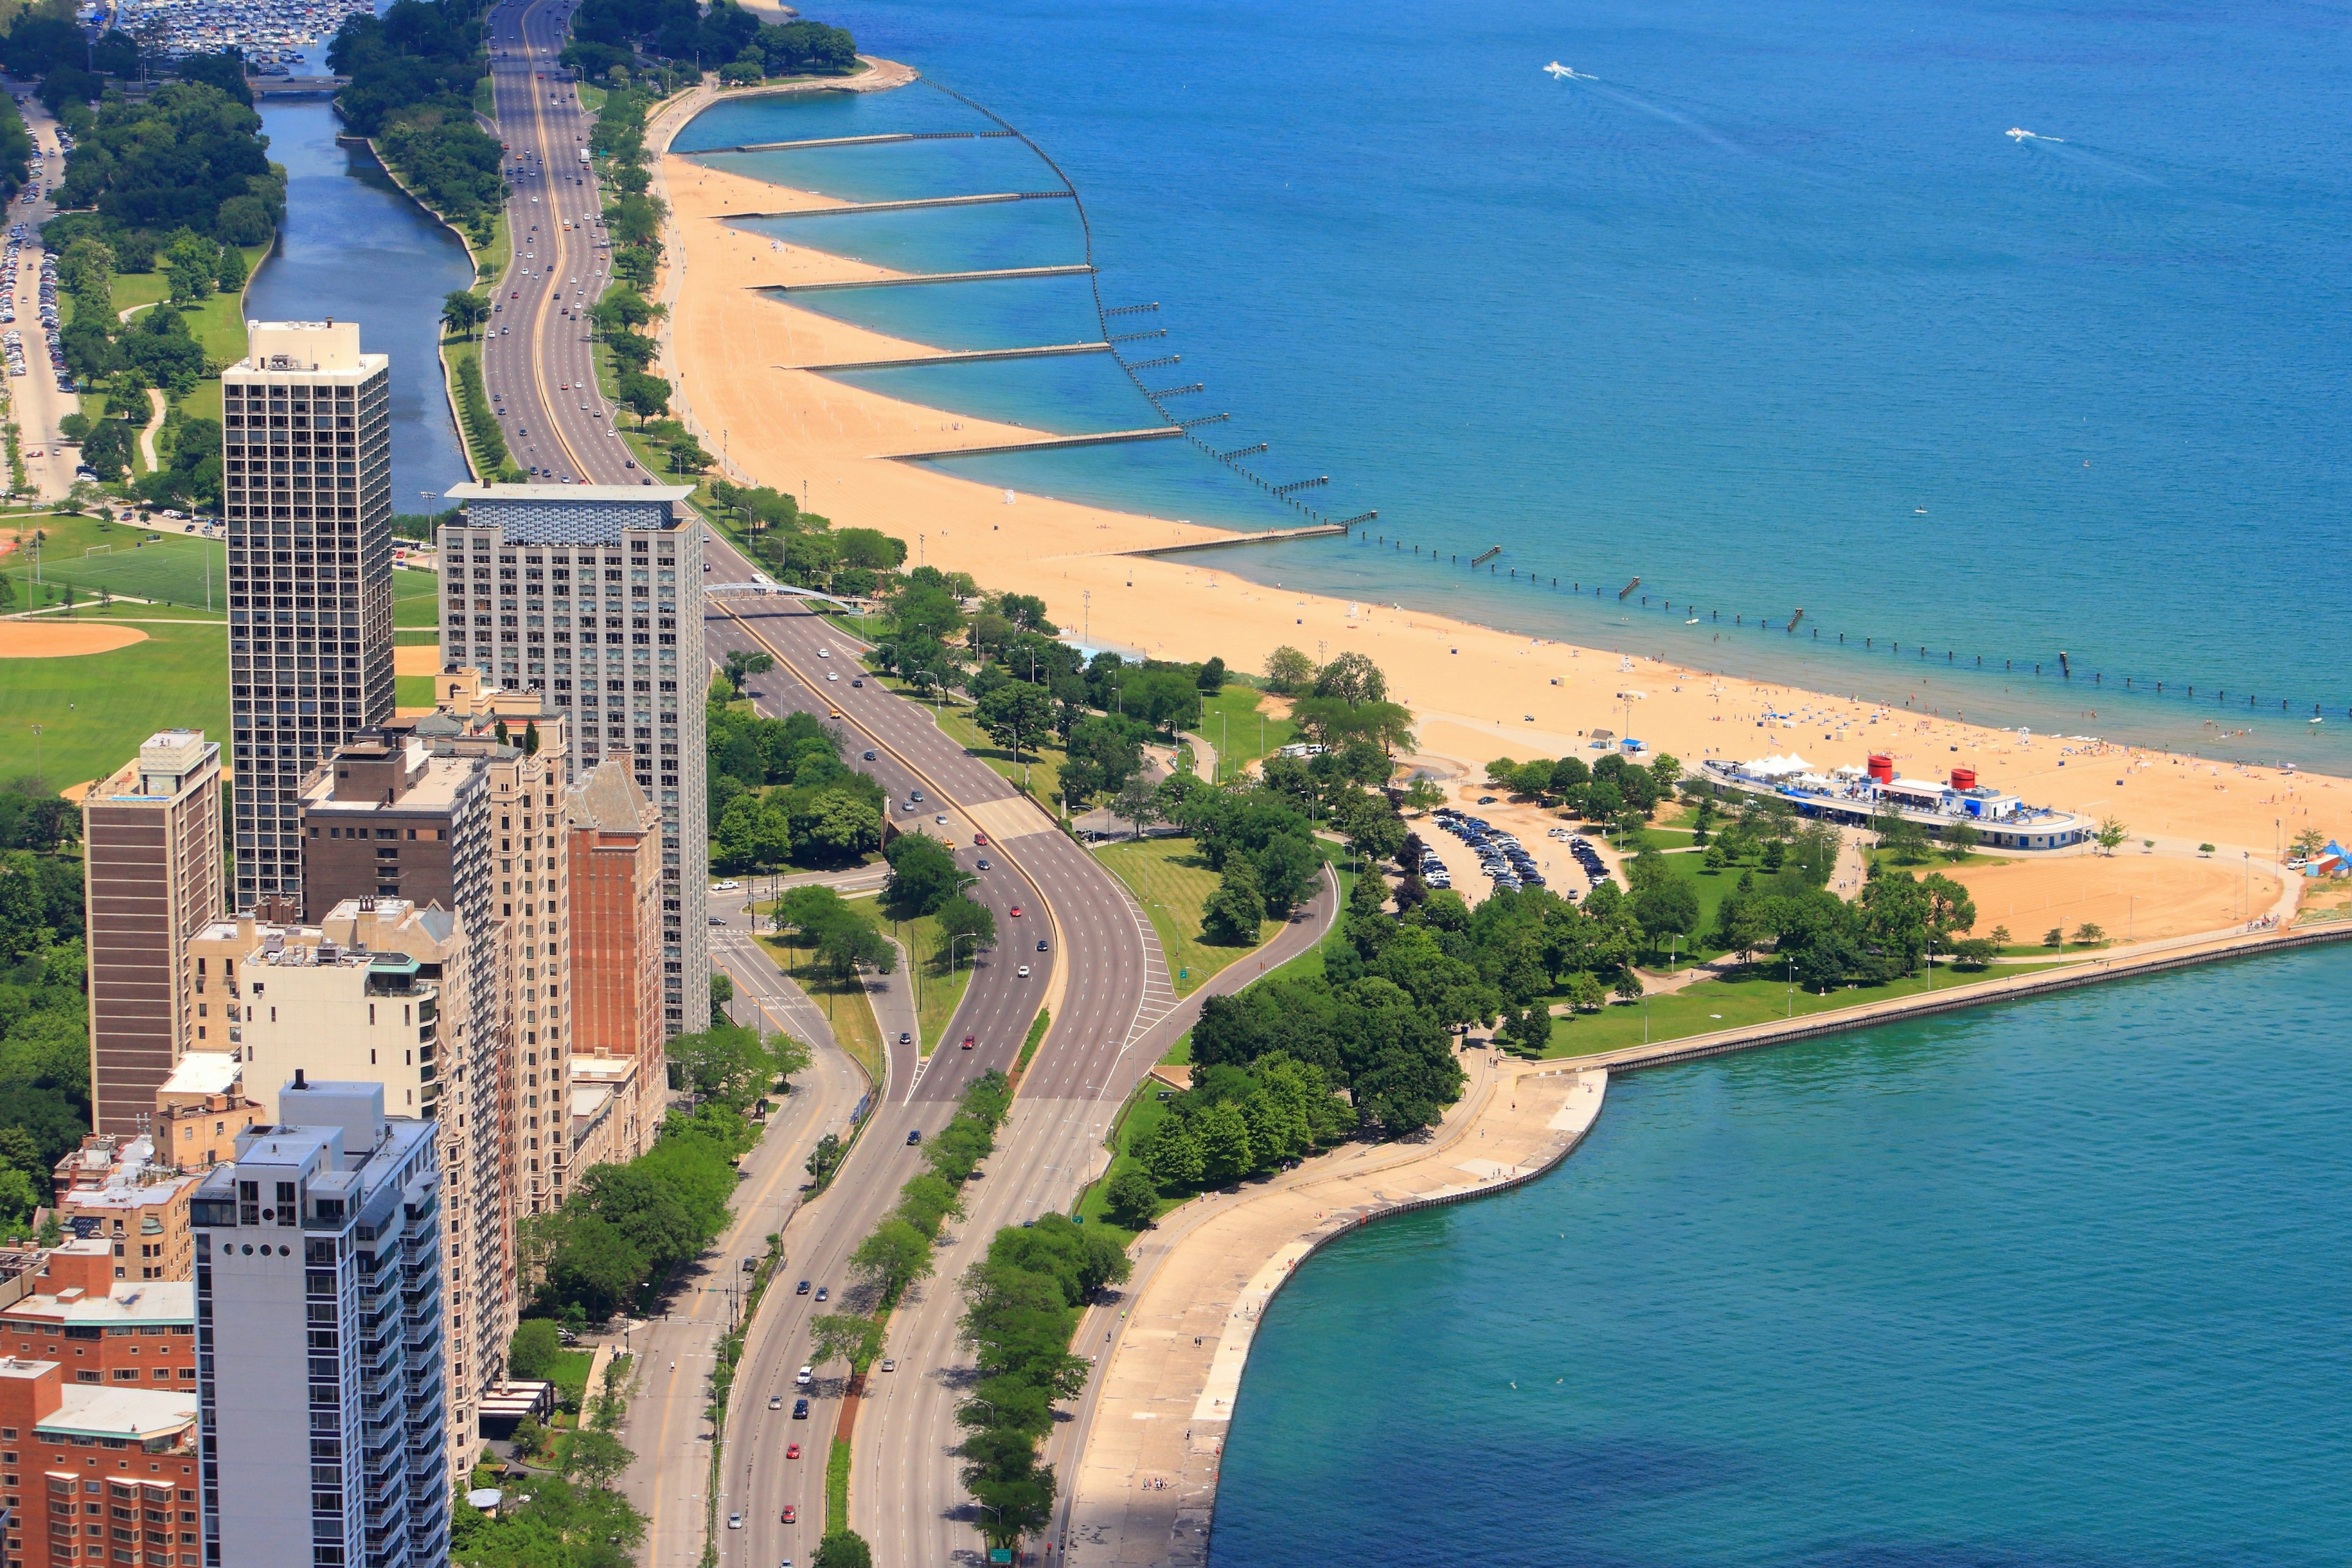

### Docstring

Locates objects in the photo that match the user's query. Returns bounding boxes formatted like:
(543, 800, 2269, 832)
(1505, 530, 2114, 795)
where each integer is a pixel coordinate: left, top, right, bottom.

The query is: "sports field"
(1, 517, 227, 611)
(0, 617, 227, 790)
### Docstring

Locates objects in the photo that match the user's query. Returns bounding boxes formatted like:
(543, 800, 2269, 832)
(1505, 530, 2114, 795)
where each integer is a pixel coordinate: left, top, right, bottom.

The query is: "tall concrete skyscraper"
(440, 483, 709, 1033)
(189, 1079, 445, 1568)
(222, 320, 394, 911)
(81, 729, 222, 1132)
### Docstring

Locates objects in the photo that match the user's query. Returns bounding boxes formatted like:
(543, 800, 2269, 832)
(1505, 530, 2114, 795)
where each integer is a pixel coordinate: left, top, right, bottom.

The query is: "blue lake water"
(680, 0, 2352, 764)
(248, 100, 472, 512)
(1212, 945, 2352, 1567)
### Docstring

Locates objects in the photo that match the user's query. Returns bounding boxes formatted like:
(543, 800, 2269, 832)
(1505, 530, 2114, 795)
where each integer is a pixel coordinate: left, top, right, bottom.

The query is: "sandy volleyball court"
(1945, 854, 2279, 946)
(653, 142, 2350, 888)
(0, 622, 149, 657)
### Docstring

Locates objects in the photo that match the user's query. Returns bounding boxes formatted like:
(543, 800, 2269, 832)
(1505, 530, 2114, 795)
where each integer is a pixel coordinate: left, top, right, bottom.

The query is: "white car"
(815, 648, 830, 658)
(728, 1514, 742, 1530)
(712, 880, 741, 891)
(824, 671, 837, 681)
(1017, 965, 1031, 979)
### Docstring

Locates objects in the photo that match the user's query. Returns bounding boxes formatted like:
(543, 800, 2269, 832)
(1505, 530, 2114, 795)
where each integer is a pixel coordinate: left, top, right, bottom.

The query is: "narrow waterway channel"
(246, 97, 472, 511)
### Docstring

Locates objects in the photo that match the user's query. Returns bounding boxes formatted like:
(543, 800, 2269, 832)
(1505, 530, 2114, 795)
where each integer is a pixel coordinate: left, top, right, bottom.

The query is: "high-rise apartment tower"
(189, 1079, 445, 1568)
(223, 320, 394, 910)
(439, 483, 708, 1033)
(81, 729, 222, 1133)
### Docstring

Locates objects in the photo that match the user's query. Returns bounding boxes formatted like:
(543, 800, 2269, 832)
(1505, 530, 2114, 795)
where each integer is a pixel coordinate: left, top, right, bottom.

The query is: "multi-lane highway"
(481, 0, 641, 486)
(476, 9, 1207, 1559)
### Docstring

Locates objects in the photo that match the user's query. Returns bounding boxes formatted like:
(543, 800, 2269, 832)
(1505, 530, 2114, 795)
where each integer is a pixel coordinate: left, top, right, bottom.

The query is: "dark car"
(907, 1128, 922, 1145)
(792, 1398, 809, 1419)
(794, 1280, 810, 1295)
(862, 750, 877, 761)
(1036, 939, 1049, 952)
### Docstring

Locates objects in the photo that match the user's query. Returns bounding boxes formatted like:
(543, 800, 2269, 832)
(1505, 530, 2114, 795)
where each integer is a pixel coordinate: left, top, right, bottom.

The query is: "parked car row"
(1433, 808, 1548, 892)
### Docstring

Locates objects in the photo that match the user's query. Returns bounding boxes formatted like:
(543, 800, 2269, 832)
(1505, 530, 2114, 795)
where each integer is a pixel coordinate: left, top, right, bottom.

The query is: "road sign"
(989, 1552, 1013, 1564)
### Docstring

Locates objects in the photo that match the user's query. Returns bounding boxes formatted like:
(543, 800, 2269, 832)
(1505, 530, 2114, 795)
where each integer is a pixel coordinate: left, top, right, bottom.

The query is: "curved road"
(479, 10, 1174, 1559)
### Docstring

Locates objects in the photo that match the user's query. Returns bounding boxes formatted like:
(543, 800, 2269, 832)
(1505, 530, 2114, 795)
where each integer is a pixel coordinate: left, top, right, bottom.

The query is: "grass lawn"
(892, 911, 975, 1056)
(0, 516, 226, 610)
(1072, 1082, 1174, 1238)
(395, 675, 434, 707)
(394, 627, 442, 646)
(932, 703, 1061, 808)
(1197, 685, 1295, 782)
(1093, 835, 1271, 995)
(755, 930, 884, 1090)
(542, 1347, 595, 1411)
(392, 567, 440, 627)
(0, 619, 227, 788)
(1866, 845, 1999, 872)
(1540, 957, 2087, 1058)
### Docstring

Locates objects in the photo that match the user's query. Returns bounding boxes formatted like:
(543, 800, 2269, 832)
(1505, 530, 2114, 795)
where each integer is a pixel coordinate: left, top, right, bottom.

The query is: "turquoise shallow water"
(1212, 945, 2352, 1567)
(680, 0, 2352, 764)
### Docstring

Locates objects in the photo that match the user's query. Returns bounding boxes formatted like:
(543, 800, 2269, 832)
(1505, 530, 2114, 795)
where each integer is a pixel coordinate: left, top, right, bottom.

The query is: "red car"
(1008, 905, 1022, 918)
(782, 1505, 797, 1525)
(973, 831, 990, 846)
(961, 1035, 976, 1051)
(786, 1443, 801, 1460)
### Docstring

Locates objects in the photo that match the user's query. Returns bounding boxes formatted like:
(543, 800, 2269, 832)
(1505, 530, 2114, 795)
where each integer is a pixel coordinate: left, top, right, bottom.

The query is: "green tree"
(976, 679, 1054, 763)
(933, 895, 997, 969)
(1262, 644, 1314, 695)
(1201, 856, 1265, 946)
(440, 288, 490, 339)
(808, 1312, 884, 1371)
(562, 1428, 633, 1491)
(1112, 775, 1160, 840)
(850, 1218, 935, 1302)
(507, 1318, 564, 1381)
(617, 368, 670, 425)
(2095, 815, 2129, 856)
(1105, 1166, 1158, 1229)
(815, 1531, 875, 1568)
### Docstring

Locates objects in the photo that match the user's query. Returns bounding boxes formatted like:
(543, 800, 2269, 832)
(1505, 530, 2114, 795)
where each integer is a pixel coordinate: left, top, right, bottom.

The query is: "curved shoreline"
(1052, 910, 2352, 1567)
(1053, 1061, 1607, 1566)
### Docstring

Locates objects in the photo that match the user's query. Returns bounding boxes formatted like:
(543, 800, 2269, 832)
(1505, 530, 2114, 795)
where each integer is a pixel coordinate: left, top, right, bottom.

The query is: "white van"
(796, 1365, 813, 1387)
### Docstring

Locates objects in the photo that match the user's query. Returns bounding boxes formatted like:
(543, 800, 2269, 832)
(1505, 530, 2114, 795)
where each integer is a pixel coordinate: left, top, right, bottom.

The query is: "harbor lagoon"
(246, 99, 472, 511)
(1212, 944, 2352, 1568)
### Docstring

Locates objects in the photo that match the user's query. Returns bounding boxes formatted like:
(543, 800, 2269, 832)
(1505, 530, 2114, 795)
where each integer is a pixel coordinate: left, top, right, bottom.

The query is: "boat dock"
(880, 427, 1182, 461)
(787, 343, 1112, 374)
(758, 264, 1095, 293)
(717, 190, 1071, 221)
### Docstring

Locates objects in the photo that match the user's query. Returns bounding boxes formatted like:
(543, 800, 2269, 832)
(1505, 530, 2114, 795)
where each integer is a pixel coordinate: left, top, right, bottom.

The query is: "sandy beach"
(652, 134, 2346, 914)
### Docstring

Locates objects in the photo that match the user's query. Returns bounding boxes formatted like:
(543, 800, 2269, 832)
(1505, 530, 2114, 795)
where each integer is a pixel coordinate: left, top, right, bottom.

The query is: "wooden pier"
(717, 190, 1071, 221)
(879, 426, 1181, 461)
(758, 265, 1095, 293)
(786, 343, 1112, 373)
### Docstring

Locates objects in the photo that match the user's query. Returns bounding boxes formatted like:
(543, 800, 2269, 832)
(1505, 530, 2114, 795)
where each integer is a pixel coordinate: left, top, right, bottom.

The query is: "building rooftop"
(445, 481, 693, 504)
(43, 1383, 200, 1444)
(234, 320, 380, 377)
(159, 1053, 244, 1101)
(3, 1280, 194, 1329)
(567, 758, 654, 832)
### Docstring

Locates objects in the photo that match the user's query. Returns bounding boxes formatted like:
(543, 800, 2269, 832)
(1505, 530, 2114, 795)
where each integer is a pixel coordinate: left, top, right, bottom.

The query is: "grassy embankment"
(1540, 956, 2085, 1057)
(1072, 858, 1352, 1236)
(1093, 835, 1273, 997)
(1196, 684, 1294, 782)
(755, 922, 884, 1087)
